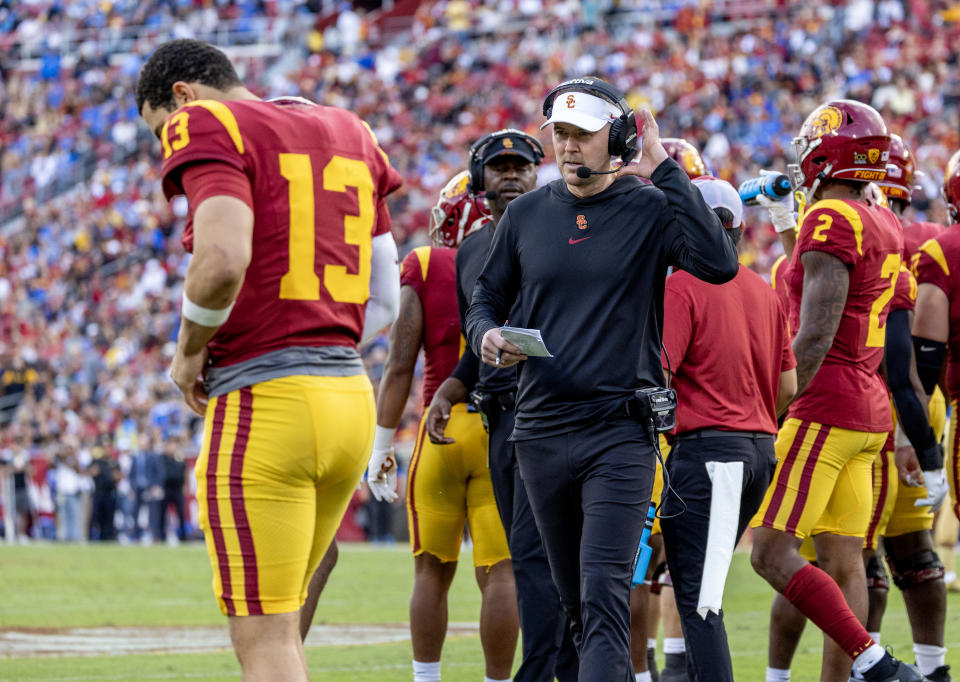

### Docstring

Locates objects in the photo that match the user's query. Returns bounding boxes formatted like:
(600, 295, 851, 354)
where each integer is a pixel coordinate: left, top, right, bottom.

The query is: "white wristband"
(894, 424, 910, 449)
(373, 425, 396, 451)
(181, 291, 234, 327)
(773, 215, 798, 234)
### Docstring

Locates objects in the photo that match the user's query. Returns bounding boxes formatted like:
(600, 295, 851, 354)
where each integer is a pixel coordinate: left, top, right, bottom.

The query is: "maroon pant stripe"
(763, 421, 812, 527)
(866, 450, 890, 545)
(784, 425, 831, 535)
(229, 387, 260, 615)
(407, 426, 428, 554)
(206, 396, 234, 615)
(953, 412, 960, 520)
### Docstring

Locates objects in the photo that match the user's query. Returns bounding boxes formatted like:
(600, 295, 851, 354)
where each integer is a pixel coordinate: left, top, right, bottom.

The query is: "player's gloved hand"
(755, 192, 797, 234)
(914, 469, 948, 511)
(366, 426, 398, 503)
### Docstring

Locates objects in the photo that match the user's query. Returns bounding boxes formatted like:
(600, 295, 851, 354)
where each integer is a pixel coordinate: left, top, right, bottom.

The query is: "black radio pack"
(630, 387, 677, 434)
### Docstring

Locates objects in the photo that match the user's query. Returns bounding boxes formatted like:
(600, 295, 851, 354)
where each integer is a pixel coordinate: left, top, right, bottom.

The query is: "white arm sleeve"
(361, 232, 400, 344)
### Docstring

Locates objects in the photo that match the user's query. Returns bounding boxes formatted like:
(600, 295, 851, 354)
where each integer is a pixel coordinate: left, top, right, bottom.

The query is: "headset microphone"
(576, 164, 623, 178)
(483, 190, 498, 200)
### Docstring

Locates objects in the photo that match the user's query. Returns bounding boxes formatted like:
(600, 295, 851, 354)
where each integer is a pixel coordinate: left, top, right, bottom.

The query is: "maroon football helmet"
(661, 138, 707, 179)
(877, 134, 919, 204)
(789, 99, 890, 190)
(943, 149, 960, 223)
(429, 171, 491, 248)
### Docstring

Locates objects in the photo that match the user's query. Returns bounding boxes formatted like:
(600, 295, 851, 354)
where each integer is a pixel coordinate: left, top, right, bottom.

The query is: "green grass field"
(1, 543, 958, 680)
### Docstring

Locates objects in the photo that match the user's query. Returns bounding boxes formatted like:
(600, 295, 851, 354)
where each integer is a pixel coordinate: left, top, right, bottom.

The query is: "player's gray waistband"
(205, 345, 364, 397)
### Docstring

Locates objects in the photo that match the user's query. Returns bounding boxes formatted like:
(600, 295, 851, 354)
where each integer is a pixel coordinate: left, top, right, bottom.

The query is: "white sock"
(483, 678, 509, 682)
(663, 637, 686, 654)
(647, 637, 657, 650)
(944, 570, 957, 583)
(853, 643, 887, 675)
(413, 660, 441, 682)
(765, 668, 791, 682)
(868, 632, 881, 646)
(913, 644, 947, 675)
(635, 673, 652, 682)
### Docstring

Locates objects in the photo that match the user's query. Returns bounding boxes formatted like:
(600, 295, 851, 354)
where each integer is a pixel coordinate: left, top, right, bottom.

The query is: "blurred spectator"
(53, 446, 84, 542)
(158, 440, 186, 544)
(128, 432, 163, 542)
(87, 449, 120, 541)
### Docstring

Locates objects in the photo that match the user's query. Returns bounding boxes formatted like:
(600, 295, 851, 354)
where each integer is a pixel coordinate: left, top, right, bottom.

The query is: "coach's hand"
(426, 394, 456, 445)
(367, 446, 398, 503)
(170, 347, 209, 416)
(481, 328, 526, 368)
(616, 109, 668, 179)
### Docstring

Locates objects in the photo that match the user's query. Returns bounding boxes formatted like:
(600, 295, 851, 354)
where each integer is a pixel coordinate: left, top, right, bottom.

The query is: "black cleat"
(659, 653, 688, 682)
(863, 655, 930, 682)
(925, 666, 952, 682)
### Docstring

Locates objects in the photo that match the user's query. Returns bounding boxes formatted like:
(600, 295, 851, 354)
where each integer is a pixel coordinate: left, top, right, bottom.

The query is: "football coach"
(465, 77, 739, 682)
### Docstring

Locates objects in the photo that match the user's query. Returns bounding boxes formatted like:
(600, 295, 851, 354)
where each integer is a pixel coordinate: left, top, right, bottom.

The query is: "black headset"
(541, 77, 638, 164)
(467, 128, 545, 194)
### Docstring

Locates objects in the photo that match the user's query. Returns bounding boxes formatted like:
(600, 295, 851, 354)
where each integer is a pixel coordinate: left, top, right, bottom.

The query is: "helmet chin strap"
(805, 163, 833, 205)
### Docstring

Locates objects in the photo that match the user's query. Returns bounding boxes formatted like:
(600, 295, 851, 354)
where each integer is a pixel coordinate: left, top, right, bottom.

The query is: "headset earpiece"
(542, 77, 638, 164)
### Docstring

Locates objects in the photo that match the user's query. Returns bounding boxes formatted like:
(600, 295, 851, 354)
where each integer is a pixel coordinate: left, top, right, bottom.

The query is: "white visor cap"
(692, 177, 743, 228)
(540, 91, 622, 133)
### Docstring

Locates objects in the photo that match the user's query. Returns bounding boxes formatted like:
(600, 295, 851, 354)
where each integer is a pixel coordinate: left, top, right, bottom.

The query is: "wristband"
(181, 291, 234, 327)
(373, 425, 396, 451)
(773, 214, 799, 234)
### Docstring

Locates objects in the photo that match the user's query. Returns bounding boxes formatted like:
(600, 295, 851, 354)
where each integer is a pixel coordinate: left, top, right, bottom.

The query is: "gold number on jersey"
(161, 112, 191, 159)
(278, 153, 374, 303)
(865, 253, 901, 348)
(812, 214, 832, 242)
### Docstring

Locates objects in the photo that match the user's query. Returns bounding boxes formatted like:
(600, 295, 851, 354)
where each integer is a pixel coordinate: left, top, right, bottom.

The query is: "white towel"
(697, 460, 744, 619)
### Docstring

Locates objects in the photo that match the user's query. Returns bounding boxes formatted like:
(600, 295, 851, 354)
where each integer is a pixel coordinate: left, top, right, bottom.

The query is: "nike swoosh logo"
(920, 345, 936, 352)
(569, 236, 591, 244)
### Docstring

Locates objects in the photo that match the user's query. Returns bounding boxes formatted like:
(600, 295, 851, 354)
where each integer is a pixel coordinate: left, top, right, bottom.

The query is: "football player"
(749, 100, 925, 682)
(367, 171, 517, 682)
(137, 40, 402, 680)
(661, 138, 709, 179)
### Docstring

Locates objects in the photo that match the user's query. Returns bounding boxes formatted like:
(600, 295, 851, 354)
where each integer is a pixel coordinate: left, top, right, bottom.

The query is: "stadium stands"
(2, 0, 959, 541)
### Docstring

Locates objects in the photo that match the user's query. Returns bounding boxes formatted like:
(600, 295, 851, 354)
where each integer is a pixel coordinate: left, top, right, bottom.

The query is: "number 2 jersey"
(786, 198, 904, 432)
(160, 98, 402, 396)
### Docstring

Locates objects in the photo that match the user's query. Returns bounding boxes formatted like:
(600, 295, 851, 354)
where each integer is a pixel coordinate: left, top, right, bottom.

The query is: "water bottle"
(738, 173, 792, 206)
(632, 502, 658, 588)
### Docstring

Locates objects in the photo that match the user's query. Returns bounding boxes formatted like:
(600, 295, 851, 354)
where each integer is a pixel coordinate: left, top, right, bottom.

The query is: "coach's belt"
(672, 428, 773, 441)
(469, 390, 516, 414)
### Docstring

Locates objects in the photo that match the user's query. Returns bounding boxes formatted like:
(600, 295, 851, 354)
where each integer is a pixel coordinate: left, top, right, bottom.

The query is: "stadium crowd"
(2, 0, 960, 543)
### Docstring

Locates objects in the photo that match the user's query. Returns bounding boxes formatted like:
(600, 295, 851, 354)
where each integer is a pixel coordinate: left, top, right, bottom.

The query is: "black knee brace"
(886, 549, 945, 589)
(866, 554, 889, 592)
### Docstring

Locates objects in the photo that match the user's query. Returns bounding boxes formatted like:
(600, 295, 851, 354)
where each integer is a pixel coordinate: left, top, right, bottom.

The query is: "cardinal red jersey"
(400, 246, 462, 407)
(786, 198, 904, 432)
(914, 228, 960, 401)
(902, 221, 945, 269)
(890, 264, 917, 313)
(161, 98, 402, 384)
(770, 253, 793, 333)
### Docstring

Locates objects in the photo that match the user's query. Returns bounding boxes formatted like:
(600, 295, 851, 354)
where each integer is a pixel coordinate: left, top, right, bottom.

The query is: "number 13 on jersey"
(278, 153, 374, 304)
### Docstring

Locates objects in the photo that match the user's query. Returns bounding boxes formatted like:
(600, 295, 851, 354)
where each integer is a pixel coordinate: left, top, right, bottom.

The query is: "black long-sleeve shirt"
(450, 224, 517, 394)
(465, 158, 739, 439)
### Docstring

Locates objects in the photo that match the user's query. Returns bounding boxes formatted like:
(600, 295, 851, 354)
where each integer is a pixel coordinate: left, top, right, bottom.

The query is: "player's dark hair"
(136, 39, 242, 113)
(712, 207, 741, 245)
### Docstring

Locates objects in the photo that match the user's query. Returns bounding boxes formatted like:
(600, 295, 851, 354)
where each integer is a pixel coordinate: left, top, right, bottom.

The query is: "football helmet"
(943, 149, 960, 223)
(661, 138, 707, 179)
(429, 170, 491, 248)
(877, 134, 919, 204)
(789, 99, 890, 190)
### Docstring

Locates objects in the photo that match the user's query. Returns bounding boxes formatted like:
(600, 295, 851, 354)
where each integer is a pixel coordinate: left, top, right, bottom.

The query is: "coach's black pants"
(659, 432, 776, 682)
(486, 405, 578, 682)
(515, 416, 655, 682)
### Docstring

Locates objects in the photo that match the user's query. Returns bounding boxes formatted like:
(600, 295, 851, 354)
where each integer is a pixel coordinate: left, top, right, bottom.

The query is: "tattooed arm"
(792, 251, 850, 399)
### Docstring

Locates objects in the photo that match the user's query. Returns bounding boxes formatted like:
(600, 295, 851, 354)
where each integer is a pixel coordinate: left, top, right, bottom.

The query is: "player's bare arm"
(792, 250, 849, 398)
(172, 195, 253, 415)
(425, 376, 468, 445)
(775, 368, 797, 417)
(368, 285, 424, 501)
(913, 282, 950, 349)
